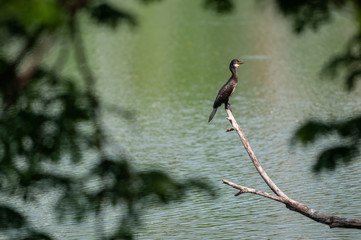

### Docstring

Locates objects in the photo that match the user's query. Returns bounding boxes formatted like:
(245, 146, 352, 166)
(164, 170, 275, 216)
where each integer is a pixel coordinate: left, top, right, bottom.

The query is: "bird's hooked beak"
(237, 60, 245, 66)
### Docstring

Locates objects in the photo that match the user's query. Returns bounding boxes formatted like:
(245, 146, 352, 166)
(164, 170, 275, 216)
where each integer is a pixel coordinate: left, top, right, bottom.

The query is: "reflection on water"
(241, 55, 272, 60)
(20, 0, 361, 239)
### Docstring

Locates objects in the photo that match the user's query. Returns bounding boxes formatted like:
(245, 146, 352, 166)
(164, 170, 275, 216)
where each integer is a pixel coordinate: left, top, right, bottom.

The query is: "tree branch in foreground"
(222, 109, 361, 229)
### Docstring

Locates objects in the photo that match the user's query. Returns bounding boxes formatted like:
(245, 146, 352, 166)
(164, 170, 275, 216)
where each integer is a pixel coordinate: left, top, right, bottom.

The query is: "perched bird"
(208, 59, 244, 123)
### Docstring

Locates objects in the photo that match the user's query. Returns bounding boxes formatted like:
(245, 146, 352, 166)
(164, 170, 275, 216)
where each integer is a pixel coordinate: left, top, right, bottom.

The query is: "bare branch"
(222, 109, 361, 229)
(222, 179, 283, 203)
(225, 109, 287, 198)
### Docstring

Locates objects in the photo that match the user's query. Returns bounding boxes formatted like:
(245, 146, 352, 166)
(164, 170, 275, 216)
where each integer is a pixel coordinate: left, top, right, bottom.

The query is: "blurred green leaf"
(0, 205, 26, 229)
(0, 0, 64, 34)
(313, 145, 357, 172)
(273, 0, 347, 33)
(20, 231, 53, 240)
(291, 120, 333, 145)
(139, 170, 183, 203)
(204, 0, 234, 13)
(88, 3, 137, 28)
(292, 115, 361, 171)
(322, 33, 361, 91)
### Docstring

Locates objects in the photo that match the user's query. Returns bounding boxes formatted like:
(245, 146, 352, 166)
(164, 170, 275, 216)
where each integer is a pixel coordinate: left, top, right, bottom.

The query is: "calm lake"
(13, 0, 361, 239)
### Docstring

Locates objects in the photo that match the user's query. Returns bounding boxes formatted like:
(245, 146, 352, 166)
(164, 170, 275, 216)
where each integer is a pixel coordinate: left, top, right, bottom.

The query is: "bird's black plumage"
(208, 59, 244, 123)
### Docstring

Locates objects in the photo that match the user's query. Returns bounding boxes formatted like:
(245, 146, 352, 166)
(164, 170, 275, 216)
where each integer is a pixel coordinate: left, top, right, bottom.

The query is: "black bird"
(208, 59, 244, 123)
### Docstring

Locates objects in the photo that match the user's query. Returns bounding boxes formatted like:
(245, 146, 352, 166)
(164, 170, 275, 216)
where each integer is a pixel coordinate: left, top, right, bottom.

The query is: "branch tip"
(226, 127, 235, 132)
(235, 191, 244, 196)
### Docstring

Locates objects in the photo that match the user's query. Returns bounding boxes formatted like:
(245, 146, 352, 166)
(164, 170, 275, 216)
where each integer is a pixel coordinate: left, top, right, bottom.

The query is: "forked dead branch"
(222, 109, 361, 229)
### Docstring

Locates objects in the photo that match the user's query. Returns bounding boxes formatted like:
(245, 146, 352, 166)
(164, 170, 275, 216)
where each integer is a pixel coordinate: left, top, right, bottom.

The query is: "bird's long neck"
(230, 67, 238, 82)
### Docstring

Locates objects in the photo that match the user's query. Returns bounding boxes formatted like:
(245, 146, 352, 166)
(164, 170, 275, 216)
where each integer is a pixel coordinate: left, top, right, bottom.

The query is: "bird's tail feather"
(208, 108, 217, 123)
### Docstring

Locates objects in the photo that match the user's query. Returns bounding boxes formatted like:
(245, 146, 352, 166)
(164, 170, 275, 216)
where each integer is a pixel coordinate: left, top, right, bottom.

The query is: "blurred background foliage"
(0, 0, 217, 239)
(273, 0, 361, 172)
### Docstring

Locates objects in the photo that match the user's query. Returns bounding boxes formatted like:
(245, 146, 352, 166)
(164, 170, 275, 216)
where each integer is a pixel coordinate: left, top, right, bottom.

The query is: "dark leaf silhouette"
(291, 120, 333, 145)
(89, 3, 137, 28)
(313, 145, 358, 172)
(292, 115, 361, 172)
(322, 33, 361, 91)
(204, 0, 234, 13)
(0, 205, 26, 229)
(21, 231, 54, 240)
(274, 0, 347, 33)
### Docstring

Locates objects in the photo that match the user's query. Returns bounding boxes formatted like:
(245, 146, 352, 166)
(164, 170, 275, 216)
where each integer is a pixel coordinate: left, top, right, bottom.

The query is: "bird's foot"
(225, 103, 232, 111)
